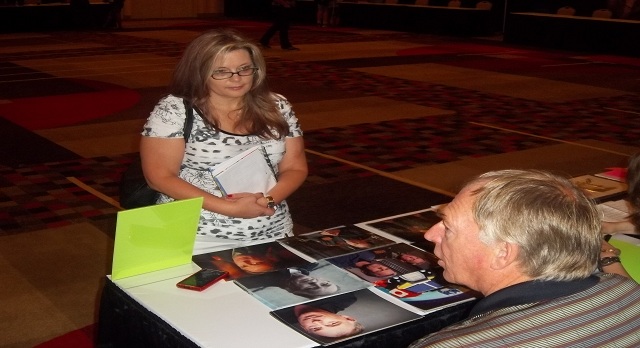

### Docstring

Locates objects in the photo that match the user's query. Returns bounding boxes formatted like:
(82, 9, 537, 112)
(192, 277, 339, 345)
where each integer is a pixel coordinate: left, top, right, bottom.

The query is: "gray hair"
(467, 169, 601, 281)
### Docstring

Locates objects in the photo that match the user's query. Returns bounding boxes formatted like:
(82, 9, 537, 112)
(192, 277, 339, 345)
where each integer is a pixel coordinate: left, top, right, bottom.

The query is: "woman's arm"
(140, 136, 273, 218)
(258, 136, 308, 207)
(601, 219, 639, 235)
(599, 239, 631, 278)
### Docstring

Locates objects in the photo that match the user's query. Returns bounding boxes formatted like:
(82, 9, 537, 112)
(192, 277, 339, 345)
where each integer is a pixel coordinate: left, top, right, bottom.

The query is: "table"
(504, 12, 640, 56)
(96, 264, 474, 348)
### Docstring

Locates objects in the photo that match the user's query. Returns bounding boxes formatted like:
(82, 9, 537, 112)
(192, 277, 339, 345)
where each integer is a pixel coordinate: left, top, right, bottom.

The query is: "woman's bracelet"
(598, 256, 622, 272)
(264, 195, 275, 209)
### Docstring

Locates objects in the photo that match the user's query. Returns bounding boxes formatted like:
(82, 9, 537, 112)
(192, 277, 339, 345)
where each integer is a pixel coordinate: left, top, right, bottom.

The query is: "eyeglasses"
(211, 67, 258, 80)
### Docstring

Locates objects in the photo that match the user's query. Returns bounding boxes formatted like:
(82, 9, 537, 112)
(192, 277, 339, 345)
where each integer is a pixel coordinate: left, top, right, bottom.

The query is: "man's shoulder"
(589, 272, 640, 295)
(478, 274, 639, 324)
(409, 274, 640, 348)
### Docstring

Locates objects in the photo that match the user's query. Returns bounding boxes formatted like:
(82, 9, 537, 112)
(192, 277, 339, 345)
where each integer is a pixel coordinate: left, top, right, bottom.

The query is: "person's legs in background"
(260, 19, 280, 48)
(260, 5, 298, 50)
(316, 1, 329, 26)
(329, 0, 339, 26)
(278, 7, 296, 49)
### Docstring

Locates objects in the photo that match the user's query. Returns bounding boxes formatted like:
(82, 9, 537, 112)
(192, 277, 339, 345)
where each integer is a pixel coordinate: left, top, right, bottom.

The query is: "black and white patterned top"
(142, 93, 303, 242)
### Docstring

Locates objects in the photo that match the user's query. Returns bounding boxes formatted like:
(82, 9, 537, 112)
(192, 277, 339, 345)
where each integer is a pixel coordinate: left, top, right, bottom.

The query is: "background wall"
(123, 0, 225, 19)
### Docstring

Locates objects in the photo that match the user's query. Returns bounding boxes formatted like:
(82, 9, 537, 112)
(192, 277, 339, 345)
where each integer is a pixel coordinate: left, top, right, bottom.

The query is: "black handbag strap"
(183, 99, 195, 143)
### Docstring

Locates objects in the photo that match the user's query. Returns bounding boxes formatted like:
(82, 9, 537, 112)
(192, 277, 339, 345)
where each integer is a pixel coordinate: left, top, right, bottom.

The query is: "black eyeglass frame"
(210, 67, 259, 80)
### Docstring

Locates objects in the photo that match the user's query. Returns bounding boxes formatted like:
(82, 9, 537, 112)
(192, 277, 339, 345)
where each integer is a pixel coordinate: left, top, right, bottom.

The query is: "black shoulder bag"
(119, 99, 195, 209)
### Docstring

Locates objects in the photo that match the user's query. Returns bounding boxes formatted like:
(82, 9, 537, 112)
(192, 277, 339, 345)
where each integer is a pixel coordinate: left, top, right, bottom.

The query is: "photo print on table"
(234, 259, 371, 310)
(326, 243, 480, 314)
(192, 241, 310, 280)
(270, 288, 422, 346)
(357, 208, 443, 252)
(326, 243, 440, 284)
(278, 225, 396, 260)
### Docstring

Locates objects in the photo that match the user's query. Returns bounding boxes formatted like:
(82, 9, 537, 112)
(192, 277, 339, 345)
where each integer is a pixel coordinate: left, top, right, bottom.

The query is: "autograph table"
(96, 264, 474, 348)
(337, 2, 492, 36)
(504, 12, 640, 56)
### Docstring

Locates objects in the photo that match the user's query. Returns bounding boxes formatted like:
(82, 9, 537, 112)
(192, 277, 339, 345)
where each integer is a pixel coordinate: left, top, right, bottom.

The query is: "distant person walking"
(315, 0, 338, 27)
(70, 0, 91, 29)
(104, 0, 125, 29)
(260, 0, 300, 51)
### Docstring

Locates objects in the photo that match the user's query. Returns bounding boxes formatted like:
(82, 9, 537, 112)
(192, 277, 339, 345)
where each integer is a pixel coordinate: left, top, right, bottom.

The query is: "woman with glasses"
(140, 29, 308, 255)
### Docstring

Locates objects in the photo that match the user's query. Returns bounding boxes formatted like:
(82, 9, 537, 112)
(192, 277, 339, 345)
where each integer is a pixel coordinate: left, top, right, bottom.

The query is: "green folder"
(609, 234, 640, 283)
(111, 197, 203, 280)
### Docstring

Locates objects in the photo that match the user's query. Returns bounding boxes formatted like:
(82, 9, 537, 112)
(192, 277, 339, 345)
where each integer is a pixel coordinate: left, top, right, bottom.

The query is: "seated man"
(409, 169, 640, 348)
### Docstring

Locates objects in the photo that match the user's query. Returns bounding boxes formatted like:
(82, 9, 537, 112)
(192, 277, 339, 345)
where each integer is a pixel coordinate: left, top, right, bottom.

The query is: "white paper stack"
(210, 145, 277, 196)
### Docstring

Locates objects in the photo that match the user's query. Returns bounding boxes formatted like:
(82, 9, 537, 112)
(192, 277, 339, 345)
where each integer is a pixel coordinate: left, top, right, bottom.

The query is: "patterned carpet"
(1, 18, 639, 235)
(0, 156, 126, 235)
(0, 152, 376, 235)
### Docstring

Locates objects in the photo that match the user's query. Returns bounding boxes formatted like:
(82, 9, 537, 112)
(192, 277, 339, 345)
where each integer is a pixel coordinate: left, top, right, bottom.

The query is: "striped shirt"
(408, 273, 640, 347)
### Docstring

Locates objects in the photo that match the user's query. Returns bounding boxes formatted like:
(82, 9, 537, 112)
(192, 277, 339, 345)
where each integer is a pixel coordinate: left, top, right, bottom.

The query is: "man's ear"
(490, 241, 518, 270)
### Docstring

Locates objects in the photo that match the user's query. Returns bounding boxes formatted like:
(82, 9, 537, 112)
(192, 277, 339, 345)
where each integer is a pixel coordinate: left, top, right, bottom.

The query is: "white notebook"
(210, 145, 277, 196)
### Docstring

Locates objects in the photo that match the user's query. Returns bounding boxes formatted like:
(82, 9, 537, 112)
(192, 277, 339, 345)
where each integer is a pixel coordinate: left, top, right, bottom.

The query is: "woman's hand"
(599, 239, 631, 278)
(223, 192, 275, 218)
(600, 239, 620, 259)
(141, 137, 272, 218)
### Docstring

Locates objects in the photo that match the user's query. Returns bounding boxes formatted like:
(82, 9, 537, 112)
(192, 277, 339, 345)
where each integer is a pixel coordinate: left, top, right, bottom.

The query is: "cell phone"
(176, 269, 229, 291)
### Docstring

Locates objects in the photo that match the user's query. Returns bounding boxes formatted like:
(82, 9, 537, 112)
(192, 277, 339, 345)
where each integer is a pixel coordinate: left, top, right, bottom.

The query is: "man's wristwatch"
(598, 256, 621, 272)
(264, 195, 275, 209)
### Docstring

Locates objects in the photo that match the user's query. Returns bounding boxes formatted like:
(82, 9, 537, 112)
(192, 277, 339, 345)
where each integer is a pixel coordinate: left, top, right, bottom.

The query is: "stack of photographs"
(192, 208, 480, 346)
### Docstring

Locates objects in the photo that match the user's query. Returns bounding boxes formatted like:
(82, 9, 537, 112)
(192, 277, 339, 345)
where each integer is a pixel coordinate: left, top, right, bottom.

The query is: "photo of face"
(344, 238, 372, 249)
(288, 273, 339, 297)
(232, 253, 275, 274)
(399, 253, 426, 265)
(363, 262, 396, 277)
(295, 306, 362, 338)
(192, 242, 311, 280)
(233, 260, 371, 311)
(271, 288, 422, 346)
